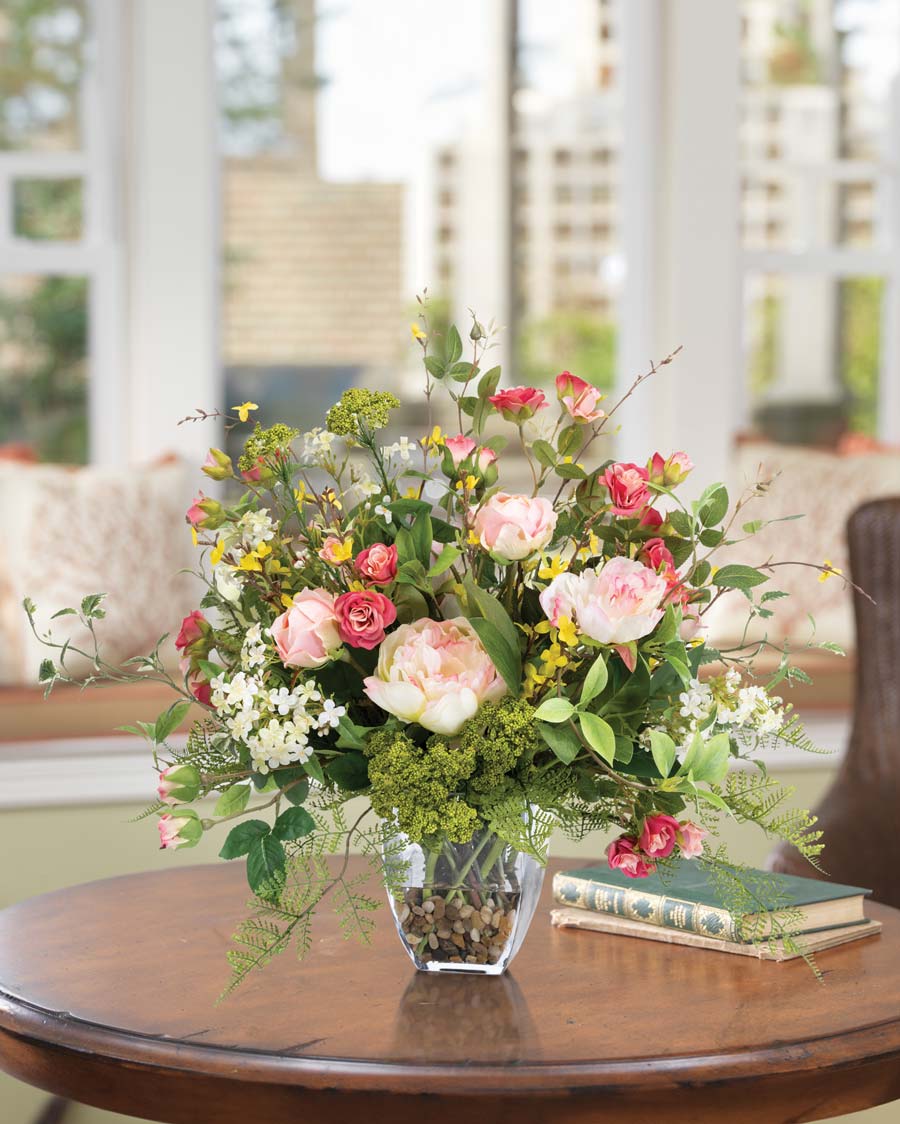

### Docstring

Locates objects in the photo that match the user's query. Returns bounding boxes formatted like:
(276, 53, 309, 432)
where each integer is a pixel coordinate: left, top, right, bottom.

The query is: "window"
(739, 0, 900, 445)
(0, 0, 121, 464)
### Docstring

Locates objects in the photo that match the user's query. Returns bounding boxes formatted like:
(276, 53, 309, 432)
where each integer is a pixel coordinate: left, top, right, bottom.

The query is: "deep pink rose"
(334, 590, 397, 650)
(489, 386, 548, 421)
(639, 814, 681, 858)
(641, 537, 675, 576)
(175, 610, 207, 652)
(606, 836, 656, 878)
(640, 507, 663, 529)
(555, 371, 605, 423)
(355, 542, 398, 585)
(648, 451, 694, 487)
(678, 821, 708, 859)
(271, 589, 341, 668)
(600, 463, 651, 517)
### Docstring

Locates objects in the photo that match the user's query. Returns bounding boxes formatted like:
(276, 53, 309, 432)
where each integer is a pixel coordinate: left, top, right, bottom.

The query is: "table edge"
(3, 987, 900, 1096)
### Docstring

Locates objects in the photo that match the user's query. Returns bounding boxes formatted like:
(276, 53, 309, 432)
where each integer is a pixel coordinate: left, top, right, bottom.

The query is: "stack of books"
(550, 862, 881, 960)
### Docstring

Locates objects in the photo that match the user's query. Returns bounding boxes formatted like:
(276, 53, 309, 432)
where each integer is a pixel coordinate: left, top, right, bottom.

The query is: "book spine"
(551, 873, 738, 942)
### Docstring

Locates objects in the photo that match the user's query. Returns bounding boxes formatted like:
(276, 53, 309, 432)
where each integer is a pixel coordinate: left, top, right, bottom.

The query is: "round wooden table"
(0, 859, 899, 1124)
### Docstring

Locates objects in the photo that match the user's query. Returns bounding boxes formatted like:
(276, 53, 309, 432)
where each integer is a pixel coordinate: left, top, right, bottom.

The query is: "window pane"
(12, 177, 83, 240)
(0, 275, 89, 462)
(744, 272, 882, 443)
(0, 1, 87, 152)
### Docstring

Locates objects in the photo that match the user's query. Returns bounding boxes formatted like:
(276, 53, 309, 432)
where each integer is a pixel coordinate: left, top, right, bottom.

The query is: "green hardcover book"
(552, 862, 871, 943)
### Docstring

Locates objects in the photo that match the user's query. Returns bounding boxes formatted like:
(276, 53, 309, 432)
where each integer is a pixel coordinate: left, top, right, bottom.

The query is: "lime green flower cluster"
(325, 388, 400, 437)
(366, 700, 540, 843)
(237, 422, 300, 472)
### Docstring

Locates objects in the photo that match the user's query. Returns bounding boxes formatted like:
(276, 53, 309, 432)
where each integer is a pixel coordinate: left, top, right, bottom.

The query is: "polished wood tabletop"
(0, 858, 899, 1124)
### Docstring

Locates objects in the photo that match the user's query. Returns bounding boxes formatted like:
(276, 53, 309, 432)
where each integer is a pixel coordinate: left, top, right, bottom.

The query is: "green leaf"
(533, 697, 576, 724)
(272, 806, 316, 841)
(325, 751, 371, 791)
(558, 424, 581, 457)
(335, 715, 368, 750)
(537, 720, 581, 764)
(695, 788, 734, 815)
(394, 527, 417, 566)
(449, 360, 478, 382)
(713, 564, 769, 592)
(690, 732, 733, 784)
(197, 659, 224, 680)
(677, 731, 704, 776)
(580, 654, 609, 707)
(614, 736, 634, 764)
(742, 519, 764, 535)
(532, 440, 557, 468)
(80, 592, 107, 619)
(247, 835, 286, 892)
(579, 712, 616, 765)
(473, 366, 502, 434)
(283, 779, 310, 805)
(302, 755, 326, 784)
(50, 607, 77, 619)
(668, 510, 694, 538)
(555, 462, 587, 480)
(38, 658, 56, 683)
(410, 511, 433, 568)
(445, 324, 463, 365)
(649, 730, 677, 778)
(424, 355, 445, 380)
(219, 819, 270, 860)
(462, 579, 519, 653)
(699, 528, 724, 548)
(818, 641, 846, 656)
(213, 784, 251, 818)
(154, 700, 192, 744)
(468, 617, 521, 695)
(427, 543, 462, 577)
(697, 483, 729, 527)
(116, 720, 157, 742)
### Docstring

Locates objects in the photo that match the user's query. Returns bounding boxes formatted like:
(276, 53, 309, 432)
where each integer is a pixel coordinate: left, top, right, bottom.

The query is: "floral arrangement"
(27, 304, 846, 990)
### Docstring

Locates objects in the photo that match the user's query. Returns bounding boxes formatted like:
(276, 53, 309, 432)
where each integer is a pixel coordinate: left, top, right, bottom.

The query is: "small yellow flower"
(534, 620, 552, 636)
(421, 425, 445, 450)
(232, 401, 258, 423)
(411, 323, 427, 341)
(405, 486, 419, 499)
(238, 553, 262, 572)
(210, 539, 225, 567)
(280, 593, 295, 609)
(294, 484, 311, 507)
(540, 643, 568, 671)
(190, 526, 199, 547)
(557, 615, 578, 647)
(455, 474, 479, 492)
(538, 554, 568, 581)
(265, 559, 290, 576)
(819, 559, 843, 583)
(467, 529, 480, 546)
(328, 538, 354, 563)
(255, 540, 272, 559)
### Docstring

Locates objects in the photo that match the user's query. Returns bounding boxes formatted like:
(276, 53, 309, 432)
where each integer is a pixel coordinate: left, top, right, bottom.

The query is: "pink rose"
(476, 446, 498, 472)
(157, 764, 201, 806)
(474, 492, 557, 561)
(678, 821, 708, 859)
(271, 589, 341, 668)
(158, 811, 202, 851)
(355, 542, 398, 585)
(319, 536, 351, 565)
(334, 590, 397, 650)
(555, 371, 605, 423)
(639, 814, 680, 858)
(444, 434, 476, 467)
(640, 508, 663, 529)
(607, 836, 656, 878)
(648, 451, 694, 487)
(489, 386, 548, 422)
(640, 537, 675, 577)
(600, 462, 651, 517)
(175, 610, 207, 652)
(539, 557, 667, 644)
(364, 616, 507, 735)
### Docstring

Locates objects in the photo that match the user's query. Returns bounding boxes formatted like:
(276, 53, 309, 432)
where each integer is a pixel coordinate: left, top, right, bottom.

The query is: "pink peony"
(600, 462, 651, 517)
(334, 590, 397, 650)
(355, 542, 398, 585)
(678, 821, 708, 859)
(607, 836, 656, 878)
(555, 371, 605, 423)
(539, 557, 668, 644)
(271, 589, 341, 668)
(175, 610, 207, 652)
(639, 814, 680, 858)
(473, 493, 557, 561)
(364, 616, 507, 735)
(489, 386, 548, 421)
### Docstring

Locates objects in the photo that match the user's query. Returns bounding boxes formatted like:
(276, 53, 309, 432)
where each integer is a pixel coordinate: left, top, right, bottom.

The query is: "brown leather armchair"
(769, 497, 900, 907)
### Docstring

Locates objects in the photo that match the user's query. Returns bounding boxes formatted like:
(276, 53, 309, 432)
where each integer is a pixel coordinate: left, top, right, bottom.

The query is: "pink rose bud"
(334, 590, 397, 650)
(179, 656, 213, 706)
(201, 447, 234, 481)
(679, 603, 706, 643)
(271, 589, 342, 669)
(175, 610, 209, 653)
(157, 810, 203, 850)
(488, 386, 548, 422)
(599, 463, 651, 517)
(647, 451, 694, 487)
(638, 813, 681, 858)
(185, 492, 224, 530)
(606, 836, 656, 878)
(477, 446, 498, 473)
(473, 492, 558, 561)
(555, 371, 606, 423)
(157, 763, 202, 806)
(639, 507, 664, 530)
(678, 821, 708, 859)
(241, 455, 276, 485)
(444, 434, 477, 467)
(354, 542, 398, 585)
(640, 537, 675, 576)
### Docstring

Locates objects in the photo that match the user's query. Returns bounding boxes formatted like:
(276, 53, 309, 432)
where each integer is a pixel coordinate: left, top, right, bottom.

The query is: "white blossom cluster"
(210, 626, 346, 774)
(212, 510, 278, 604)
(673, 669, 784, 741)
(301, 428, 337, 461)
